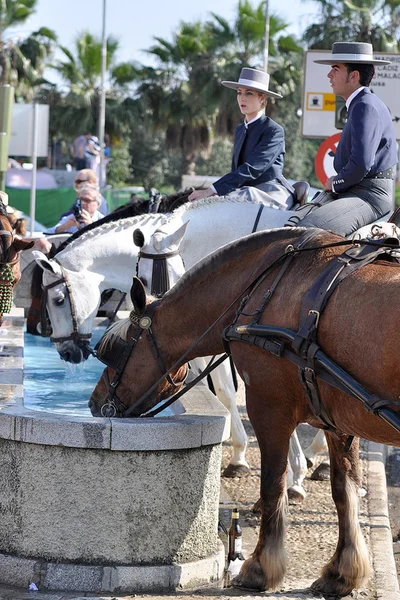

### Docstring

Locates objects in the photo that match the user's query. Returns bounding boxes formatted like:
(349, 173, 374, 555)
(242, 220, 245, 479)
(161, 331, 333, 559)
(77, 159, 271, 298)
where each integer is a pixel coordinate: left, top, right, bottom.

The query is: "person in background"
(70, 131, 91, 171)
(74, 169, 109, 215)
(188, 67, 294, 208)
(47, 185, 104, 235)
(85, 135, 101, 173)
(296, 42, 397, 236)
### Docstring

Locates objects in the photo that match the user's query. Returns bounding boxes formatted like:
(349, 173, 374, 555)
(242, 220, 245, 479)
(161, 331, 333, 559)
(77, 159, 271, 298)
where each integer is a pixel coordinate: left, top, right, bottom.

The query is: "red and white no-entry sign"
(314, 133, 341, 186)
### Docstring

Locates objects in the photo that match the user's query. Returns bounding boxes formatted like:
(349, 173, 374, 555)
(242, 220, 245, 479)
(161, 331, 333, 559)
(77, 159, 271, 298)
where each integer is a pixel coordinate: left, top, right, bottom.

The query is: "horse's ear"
(130, 276, 147, 315)
(167, 220, 190, 250)
(133, 228, 145, 248)
(12, 239, 35, 251)
(32, 251, 62, 276)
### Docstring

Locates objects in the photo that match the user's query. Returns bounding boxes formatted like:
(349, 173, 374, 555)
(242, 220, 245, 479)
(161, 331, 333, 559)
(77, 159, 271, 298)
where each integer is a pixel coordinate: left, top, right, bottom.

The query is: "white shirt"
(331, 87, 366, 192)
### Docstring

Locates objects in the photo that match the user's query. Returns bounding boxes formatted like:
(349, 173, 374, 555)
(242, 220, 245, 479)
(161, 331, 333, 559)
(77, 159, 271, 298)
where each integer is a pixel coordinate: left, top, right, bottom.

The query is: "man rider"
(297, 41, 397, 237)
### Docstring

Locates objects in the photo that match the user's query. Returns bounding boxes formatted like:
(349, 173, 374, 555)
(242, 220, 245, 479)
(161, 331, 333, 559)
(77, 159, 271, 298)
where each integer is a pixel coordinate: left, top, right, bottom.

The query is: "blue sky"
(9, 0, 319, 76)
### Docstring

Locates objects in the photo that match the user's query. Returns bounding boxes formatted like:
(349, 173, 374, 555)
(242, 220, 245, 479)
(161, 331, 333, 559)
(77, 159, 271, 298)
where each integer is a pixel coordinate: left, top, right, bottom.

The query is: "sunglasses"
(80, 197, 98, 203)
(75, 179, 88, 185)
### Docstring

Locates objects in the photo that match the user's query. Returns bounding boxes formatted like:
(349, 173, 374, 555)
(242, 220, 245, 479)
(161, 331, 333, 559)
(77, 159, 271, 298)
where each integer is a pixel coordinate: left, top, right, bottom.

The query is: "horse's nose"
(58, 343, 84, 364)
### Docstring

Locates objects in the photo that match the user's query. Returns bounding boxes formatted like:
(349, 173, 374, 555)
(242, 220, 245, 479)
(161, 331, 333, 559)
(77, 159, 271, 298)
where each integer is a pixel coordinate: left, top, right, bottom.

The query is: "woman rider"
(188, 67, 295, 209)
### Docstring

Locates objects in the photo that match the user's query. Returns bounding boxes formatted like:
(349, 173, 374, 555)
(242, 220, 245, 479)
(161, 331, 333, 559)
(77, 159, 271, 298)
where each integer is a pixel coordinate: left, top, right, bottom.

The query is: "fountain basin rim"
(0, 385, 230, 451)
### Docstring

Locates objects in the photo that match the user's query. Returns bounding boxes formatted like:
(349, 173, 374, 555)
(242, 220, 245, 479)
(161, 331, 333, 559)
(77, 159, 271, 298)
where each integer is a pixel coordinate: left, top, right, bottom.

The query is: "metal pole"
(29, 103, 39, 236)
(98, 0, 107, 191)
(263, 0, 270, 71)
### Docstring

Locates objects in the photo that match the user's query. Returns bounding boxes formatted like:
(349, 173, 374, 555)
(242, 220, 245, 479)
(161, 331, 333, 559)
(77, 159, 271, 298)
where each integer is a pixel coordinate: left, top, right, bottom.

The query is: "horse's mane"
(52, 190, 193, 256)
(166, 227, 312, 299)
(164, 193, 267, 223)
(54, 201, 150, 256)
(105, 227, 336, 346)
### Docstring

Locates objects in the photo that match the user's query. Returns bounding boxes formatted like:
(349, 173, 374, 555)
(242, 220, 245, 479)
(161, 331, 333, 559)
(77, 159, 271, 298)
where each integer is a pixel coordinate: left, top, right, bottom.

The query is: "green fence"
(5, 187, 143, 228)
(6, 187, 77, 228)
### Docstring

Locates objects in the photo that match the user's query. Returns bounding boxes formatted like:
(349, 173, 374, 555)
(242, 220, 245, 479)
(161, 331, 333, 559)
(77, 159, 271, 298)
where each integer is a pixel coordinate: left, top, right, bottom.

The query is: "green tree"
(303, 0, 400, 50)
(0, 1, 57, 97)
(49, 31, 139, 139)
(134, 0, 303, 179)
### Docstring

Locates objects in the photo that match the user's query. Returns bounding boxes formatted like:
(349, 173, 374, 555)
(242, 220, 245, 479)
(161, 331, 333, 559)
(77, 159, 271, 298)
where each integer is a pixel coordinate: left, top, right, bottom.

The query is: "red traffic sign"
(314, 133, 341, 186)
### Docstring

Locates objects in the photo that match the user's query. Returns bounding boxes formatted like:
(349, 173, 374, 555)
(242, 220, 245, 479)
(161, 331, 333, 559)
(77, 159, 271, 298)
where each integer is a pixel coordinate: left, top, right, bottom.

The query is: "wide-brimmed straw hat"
(221, 67, 282, 99)
(314, 42, 391, 65)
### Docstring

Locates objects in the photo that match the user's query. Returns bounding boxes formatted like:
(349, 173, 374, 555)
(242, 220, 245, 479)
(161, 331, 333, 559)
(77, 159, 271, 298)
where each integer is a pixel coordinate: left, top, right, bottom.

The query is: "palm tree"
(49, 31, 139, 139)
(0, 0, 57, 96)
(303, 0, 400, 50)
(135, 1, 302, 175)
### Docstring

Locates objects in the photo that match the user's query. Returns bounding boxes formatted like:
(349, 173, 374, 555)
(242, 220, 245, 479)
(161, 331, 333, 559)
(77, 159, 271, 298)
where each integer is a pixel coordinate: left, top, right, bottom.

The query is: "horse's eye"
(53, 294, 65, 307)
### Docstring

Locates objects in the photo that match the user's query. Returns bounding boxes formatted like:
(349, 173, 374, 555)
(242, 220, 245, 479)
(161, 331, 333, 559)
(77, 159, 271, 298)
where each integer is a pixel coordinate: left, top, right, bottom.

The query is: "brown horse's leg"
(311, 434, 370, 596)
(232, 387, 292, 591)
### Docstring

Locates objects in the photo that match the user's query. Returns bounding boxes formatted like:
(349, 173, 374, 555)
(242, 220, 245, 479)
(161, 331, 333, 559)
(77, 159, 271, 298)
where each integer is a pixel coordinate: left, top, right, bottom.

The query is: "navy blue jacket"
(333, 88, 397, 193)
(213, 114, 288, 196)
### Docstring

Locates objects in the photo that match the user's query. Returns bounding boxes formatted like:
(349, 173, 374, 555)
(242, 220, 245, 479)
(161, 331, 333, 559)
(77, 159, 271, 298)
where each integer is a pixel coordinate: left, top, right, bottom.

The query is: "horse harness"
(224, 229, 400, 437)
(95, 228, 400, 438)
(40, 264, 92, 345)
(95, 301, 193, 417)
(136, 248, 182, 298)
(0, 228, 19, 315)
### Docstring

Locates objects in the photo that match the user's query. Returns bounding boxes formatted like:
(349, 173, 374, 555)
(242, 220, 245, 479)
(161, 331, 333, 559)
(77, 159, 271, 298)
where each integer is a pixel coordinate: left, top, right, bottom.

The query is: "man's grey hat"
(222, 67, 282, 99)
(314, 42, 391, 65)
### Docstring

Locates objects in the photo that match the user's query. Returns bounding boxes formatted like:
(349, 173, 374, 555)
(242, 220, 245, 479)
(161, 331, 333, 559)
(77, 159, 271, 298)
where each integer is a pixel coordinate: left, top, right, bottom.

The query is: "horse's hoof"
(252, 497, 262, 513)
(306, 456, 314, 469)
(222, 463, 250, 478)
(311, 576, 353, 597)
(231, 576, 264, 591)
(287, 485, 306, 503)
(310, 461, 330, 481)
(230, 558, 267, 591)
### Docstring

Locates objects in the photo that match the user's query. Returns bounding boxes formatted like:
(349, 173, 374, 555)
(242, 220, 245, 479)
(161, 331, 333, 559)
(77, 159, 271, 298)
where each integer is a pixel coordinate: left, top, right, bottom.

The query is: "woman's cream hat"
(222, 67, 282, 99)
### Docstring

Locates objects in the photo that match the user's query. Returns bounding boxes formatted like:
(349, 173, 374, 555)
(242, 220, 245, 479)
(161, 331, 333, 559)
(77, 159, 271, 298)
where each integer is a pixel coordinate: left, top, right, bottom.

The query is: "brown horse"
(0, 200, 34, 324)
(89, 226, 400, 596)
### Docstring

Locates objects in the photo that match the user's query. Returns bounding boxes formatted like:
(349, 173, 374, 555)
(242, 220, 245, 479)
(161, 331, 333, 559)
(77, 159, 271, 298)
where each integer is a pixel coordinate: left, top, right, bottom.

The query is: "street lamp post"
(263, 0, 270, 72)
(98, 0, 107, 190)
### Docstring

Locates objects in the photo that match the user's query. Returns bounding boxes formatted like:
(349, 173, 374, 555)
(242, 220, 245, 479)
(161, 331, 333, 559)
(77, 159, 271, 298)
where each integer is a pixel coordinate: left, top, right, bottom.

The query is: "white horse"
(34, 195, 389, 488)
(134, 220, 310, 497)
(33, 198, 318, 491)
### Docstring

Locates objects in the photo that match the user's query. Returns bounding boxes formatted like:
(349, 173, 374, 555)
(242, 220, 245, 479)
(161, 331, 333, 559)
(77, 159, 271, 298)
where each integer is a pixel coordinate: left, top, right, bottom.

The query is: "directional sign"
(302, 50, 400, 140)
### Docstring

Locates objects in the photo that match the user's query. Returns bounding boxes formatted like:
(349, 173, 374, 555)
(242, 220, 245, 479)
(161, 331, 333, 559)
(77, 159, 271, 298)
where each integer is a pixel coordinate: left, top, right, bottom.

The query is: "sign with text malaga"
(302, 51, 400, 140)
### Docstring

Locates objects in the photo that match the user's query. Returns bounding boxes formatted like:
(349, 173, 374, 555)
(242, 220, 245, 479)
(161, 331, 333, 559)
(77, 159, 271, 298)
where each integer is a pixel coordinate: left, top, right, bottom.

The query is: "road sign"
(302, 50, 400, 140)
(8, 104, 49, 157)
(314, 133, 341, 186)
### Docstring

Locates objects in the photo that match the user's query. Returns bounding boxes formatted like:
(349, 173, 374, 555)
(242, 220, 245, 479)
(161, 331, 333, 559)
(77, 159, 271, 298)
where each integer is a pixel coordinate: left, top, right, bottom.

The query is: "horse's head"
(33, 251, 102, 363)
(134, 221, 189, 296)
(89, 277, 187, 418)
(0, 201, 34, 324)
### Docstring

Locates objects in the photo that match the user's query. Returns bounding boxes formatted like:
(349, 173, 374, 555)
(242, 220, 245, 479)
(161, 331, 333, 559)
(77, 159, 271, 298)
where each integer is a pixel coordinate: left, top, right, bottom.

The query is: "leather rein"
(94, 206, 267, 418)
(94, 231, 400, 425)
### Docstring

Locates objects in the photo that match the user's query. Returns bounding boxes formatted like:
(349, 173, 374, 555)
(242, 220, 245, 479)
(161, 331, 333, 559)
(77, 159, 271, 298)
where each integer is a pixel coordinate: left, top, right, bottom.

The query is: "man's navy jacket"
(333, 88, 397, 194)
(213, 115, 289, 196)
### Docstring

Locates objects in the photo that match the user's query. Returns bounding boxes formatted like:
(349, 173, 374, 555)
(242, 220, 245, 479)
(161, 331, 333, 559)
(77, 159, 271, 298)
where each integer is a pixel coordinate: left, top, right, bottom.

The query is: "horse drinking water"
(89, 226, 400, 596)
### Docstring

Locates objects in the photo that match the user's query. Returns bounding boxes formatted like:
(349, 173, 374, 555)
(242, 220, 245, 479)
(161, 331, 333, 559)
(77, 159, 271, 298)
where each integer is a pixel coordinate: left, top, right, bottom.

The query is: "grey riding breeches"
(291, 179, 393, 237)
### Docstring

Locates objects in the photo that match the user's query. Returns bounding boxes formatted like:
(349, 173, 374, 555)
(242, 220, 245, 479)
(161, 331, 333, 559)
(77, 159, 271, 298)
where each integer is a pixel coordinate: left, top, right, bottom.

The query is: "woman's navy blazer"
(213, 115, 289, 196)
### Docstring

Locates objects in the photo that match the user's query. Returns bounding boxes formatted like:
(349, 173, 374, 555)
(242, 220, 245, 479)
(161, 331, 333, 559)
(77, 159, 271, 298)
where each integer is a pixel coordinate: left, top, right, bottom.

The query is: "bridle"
(40, 263, 92, 345)
(95, 302, 188, 417)
(136, 248, 182, 298)
(0, 228, 19, 316)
